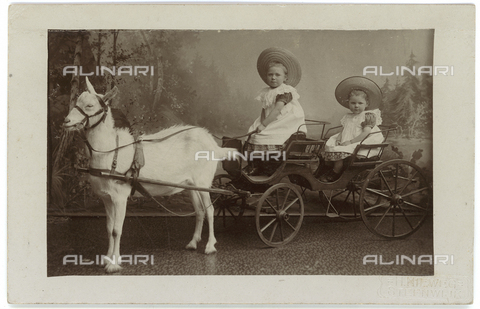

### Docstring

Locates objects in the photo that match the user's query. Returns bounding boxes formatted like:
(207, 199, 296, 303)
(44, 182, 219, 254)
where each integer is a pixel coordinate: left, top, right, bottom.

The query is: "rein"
(212, 130, 258, 141)
(82, 126, 197, 154)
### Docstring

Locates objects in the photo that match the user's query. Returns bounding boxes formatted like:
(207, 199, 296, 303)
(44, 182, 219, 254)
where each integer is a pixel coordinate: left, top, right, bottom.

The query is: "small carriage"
(211, 120, 432, 247)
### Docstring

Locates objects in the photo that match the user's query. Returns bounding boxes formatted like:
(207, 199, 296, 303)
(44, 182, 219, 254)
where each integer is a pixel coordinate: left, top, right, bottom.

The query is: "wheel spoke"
(265, 198, 277, 212)
(396, 204, 415, 230)
(374, 204, 393, 231)
(259, 213, 277, 217)
(226, 207, 236, 217)
(331, 189, 347, 199)
(269, 222, 278, 242)
(363, 201, 390, 215)
(260, 218, 277, 233)
(285, 219, 296, 231)
(403, 200, 428, 211)
(281, 189, 292, 210)
(398, 170, 419, 195)
(211, 196, 220, 205)
(276, 190, 280, 210)
(283, 197, 299, 212)
(365, 187, 391, 199)
(352, 189, 356, 208)
(343, 189, 352, 202)
(401, 187, 429, 198)
(379, 170, 394, 195)
(392, 204, 396, 236)
(222, 208, 226, 227)
(279, 220, 285, 241)
(394, 164, 399, 192)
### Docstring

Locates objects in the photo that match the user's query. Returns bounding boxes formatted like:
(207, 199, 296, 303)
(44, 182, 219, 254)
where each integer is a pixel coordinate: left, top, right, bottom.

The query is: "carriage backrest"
(284, 138, 325, 163)
(349, 125, 399, 166)
(322, 125, 343, 140)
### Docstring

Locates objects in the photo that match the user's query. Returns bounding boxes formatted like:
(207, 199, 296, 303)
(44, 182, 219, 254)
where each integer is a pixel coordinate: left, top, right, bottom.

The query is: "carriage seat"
(284, 132, 324, 163)
(349, 142, 389, 167)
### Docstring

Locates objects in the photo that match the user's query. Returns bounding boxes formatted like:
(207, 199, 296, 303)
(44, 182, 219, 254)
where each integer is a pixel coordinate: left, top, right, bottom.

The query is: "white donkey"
(64, 77, 233, 273)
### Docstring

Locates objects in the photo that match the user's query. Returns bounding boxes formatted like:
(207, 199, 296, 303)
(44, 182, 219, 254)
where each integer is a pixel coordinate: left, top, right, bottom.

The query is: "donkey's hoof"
(186, 241, 197, 250)
(205, 246, 217, 255)
(105, 263, 122, 273)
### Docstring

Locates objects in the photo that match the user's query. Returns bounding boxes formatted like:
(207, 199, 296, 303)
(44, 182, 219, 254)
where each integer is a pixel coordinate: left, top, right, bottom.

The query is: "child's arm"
(335, 128, 344, 145)
(257, 101, 285, 131)
(340, 126, 372, 146)
(340, 112, 376, 146)
(260, 108, 266, 123)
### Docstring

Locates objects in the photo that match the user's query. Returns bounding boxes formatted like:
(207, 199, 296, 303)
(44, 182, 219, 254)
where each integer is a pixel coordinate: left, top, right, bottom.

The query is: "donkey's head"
(64, 77, 119, 131)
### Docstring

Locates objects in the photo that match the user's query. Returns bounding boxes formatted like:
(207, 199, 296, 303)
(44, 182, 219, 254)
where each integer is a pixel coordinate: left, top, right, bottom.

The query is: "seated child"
(320, 76, 384, 182)
(244, 47, 307, 176)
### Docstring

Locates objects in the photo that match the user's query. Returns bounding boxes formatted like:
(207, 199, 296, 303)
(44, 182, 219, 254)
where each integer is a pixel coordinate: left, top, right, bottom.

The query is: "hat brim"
(335, 76, 382, 110)
(257, 47, 302, 87)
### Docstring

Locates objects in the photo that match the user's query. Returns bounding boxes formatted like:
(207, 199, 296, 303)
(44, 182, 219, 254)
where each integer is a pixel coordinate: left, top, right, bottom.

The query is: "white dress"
(324, 109, 384, 160)
(248, 83, 306, 145)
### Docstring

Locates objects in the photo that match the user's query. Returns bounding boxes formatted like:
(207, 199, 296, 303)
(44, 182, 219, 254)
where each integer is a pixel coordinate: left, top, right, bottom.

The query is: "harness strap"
(110, 134, 119, 174)
(129, 137, 145, 196)
(89, 168, 128, 178)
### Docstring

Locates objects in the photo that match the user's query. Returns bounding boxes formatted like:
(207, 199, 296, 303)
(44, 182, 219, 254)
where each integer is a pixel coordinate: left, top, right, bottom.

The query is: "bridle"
(73, 95, 113, 167)
(74, 95, 108, 130)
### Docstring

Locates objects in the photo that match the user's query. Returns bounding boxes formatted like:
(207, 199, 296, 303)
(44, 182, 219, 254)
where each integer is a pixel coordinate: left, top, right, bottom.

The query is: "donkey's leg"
(105, 194, 128, 273)
(200, 191, 217, 254)
(102, 196, 115, 268)
(185, 190, 204, 250)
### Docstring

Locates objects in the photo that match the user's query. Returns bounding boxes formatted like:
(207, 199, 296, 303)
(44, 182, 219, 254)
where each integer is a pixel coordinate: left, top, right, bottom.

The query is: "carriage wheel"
(359, 159, 431, 239)
(255, 183, 304, 247)
(211, 174, 245, 228)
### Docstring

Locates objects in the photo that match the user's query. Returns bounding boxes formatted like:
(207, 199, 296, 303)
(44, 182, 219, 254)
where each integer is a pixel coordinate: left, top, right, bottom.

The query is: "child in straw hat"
(319, 76, 384, 183)
(244, 47, 307, 176)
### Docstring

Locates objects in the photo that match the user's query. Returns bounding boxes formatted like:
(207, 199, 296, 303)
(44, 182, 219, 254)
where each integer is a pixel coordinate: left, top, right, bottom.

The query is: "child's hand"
(335, 140, 341, 146)
(340, 140, 352, 146)
(257, 124, 266, 132)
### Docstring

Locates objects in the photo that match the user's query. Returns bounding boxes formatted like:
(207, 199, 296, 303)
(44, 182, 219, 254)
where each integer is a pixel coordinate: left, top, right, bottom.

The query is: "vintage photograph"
(47, 29, 434, 276)
(8, 4, 474, 305)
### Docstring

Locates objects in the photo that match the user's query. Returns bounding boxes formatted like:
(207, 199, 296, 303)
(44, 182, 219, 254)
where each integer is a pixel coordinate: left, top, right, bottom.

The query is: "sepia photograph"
(8, 4, 474, 305)
(48, 29, 434, 277)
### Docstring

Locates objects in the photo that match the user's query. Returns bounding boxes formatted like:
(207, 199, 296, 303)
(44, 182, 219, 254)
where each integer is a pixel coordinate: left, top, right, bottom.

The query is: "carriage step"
(245, 175, 270, 181)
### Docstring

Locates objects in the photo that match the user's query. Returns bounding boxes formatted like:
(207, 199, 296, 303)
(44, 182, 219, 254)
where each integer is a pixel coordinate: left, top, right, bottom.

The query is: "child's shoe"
(243, 161, 262, 176)
(319, 169, 341, 183)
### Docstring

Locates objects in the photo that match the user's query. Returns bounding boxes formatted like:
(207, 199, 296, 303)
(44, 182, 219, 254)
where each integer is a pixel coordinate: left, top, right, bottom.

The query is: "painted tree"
(380, 77, 397, 123)
(386, 52, 424, 138)
(417, 74, 433, 137)
(48, 30, 97, 211)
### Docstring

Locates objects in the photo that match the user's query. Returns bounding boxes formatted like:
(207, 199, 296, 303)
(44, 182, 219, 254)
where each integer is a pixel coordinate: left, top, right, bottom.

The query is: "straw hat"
(257, 47, 302, 87)
(335, 76, 382, 110)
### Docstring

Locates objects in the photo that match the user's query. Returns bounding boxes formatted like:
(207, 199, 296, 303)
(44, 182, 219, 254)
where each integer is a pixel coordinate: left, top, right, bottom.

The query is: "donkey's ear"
(102, 86, 119, 104)
(86, 77, 97, 94)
